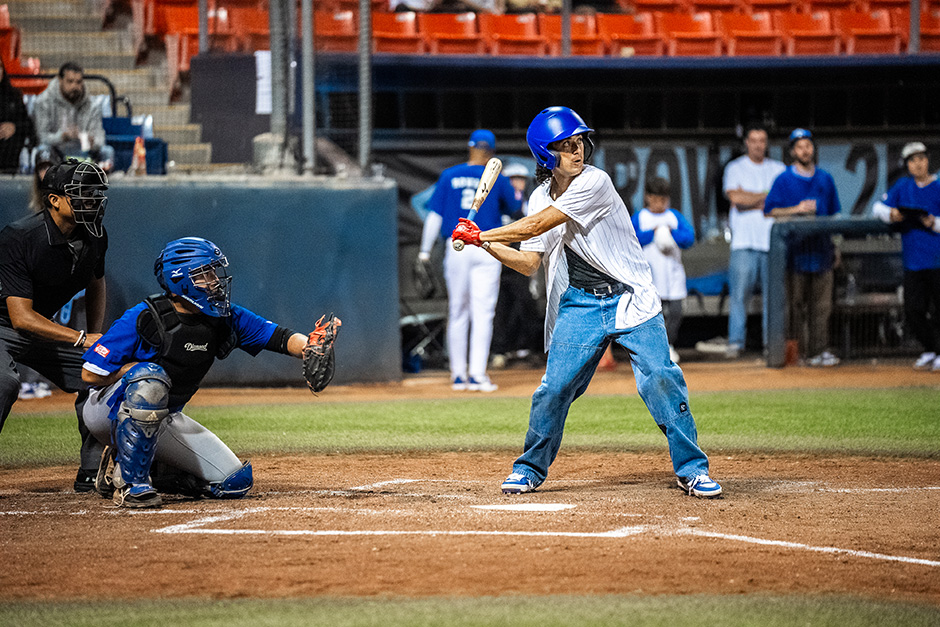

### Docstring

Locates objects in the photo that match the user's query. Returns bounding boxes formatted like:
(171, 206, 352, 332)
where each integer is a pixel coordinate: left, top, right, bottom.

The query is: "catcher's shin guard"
(209, 460, 253, 499)
(112, 363, 171, 507)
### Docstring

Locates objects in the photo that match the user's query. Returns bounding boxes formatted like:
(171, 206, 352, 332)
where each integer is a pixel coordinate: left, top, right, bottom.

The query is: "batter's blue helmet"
(526, 106, 594, 171)
(154, 237, 232, 317)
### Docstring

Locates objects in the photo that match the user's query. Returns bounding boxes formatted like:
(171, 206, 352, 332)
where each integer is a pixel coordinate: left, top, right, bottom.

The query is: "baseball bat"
(453, 157, 502, 251)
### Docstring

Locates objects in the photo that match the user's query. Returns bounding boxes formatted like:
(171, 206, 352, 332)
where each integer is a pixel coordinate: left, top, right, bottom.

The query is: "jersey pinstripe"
(520, 165, 661, 348)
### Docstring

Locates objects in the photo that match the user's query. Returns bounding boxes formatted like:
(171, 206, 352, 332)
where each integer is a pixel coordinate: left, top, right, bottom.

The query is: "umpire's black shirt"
(0, 209, 107, 327)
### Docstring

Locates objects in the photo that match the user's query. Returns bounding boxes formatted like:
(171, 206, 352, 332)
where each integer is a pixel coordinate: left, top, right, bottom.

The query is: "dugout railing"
(765, 216, 916, 368)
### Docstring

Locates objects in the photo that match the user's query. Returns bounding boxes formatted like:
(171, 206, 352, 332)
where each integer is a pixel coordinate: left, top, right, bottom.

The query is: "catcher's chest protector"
(136, 295, 236, 407)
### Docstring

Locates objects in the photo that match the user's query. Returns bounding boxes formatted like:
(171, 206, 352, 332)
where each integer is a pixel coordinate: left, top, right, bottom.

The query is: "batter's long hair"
(535, 164, 552, 186)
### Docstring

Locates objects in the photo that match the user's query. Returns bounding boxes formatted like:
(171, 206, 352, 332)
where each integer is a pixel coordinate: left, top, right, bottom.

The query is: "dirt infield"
(2, 361, 939, 604)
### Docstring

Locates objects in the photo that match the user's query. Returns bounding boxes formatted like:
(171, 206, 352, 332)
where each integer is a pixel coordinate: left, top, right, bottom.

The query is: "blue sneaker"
(677, 474, 722, 498)
(452, 376, 468, 391)
(501, 472, 536, 494)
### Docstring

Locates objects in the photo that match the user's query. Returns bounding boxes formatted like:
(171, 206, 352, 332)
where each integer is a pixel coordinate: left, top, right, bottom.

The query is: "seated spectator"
(32, 62, 114, 173)
(0, 59, 34, 173)
(29, 145, 63, 211)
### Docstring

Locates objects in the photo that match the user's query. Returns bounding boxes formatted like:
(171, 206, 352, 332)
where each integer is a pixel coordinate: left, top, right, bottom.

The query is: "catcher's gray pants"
(81, 381, 243, 484)
(0, 325, 100, 471)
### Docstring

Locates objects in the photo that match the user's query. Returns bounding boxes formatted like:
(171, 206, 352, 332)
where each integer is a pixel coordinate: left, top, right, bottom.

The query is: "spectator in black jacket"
(0, 59, 34, 173)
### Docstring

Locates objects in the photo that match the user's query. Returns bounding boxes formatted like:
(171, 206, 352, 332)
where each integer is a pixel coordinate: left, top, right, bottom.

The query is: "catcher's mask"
(154, 237, 232, 317)
(42, 158, 109, 238)
(526, 106, 594, 171)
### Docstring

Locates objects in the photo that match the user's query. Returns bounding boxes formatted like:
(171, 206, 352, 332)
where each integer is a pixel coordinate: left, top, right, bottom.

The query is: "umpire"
(0, 158, 109, 491)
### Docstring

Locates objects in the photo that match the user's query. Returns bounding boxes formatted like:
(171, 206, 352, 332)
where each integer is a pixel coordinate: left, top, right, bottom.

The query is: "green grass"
(1, 596, 939, 627)
(3, 387, 940, 622)
(1, 388, 938, 467)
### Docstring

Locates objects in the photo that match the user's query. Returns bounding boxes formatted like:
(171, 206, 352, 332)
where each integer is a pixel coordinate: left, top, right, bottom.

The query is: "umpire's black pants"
(0, 325, 101, 470)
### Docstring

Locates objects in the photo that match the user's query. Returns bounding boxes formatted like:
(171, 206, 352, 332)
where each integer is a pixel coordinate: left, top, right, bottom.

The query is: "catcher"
(78, 237, 340, 508)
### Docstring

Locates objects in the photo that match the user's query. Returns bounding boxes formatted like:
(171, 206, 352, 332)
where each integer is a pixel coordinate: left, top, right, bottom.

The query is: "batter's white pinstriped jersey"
(520, 165, 662, 350)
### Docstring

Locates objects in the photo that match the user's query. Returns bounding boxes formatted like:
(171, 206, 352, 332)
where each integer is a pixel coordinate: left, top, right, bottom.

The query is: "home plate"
(472, 503, 576, 512)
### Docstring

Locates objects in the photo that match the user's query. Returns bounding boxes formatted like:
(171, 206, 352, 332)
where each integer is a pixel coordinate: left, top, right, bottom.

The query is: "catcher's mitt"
(302, 314, 341, 394)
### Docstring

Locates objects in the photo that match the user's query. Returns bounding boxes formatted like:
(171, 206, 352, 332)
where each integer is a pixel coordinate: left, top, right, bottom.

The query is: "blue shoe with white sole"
(501, 472, 536, 494)
(677, 474, 722, 498)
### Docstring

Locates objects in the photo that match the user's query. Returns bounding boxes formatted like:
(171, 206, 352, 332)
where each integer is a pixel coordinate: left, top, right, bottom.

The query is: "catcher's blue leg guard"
(209, 460, 253, 499)
(112, 363, 171, 508)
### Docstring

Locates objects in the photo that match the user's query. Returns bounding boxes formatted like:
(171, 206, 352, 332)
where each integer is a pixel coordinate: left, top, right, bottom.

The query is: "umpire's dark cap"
(40, 158, 81, 194)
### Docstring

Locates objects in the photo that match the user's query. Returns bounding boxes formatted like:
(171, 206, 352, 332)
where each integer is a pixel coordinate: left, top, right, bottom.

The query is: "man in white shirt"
(697, 126, 784, 358)
(452, 106, 721, 499)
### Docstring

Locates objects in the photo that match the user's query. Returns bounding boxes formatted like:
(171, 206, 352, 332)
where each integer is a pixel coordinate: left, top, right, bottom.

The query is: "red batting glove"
(452, 217, 483, 247)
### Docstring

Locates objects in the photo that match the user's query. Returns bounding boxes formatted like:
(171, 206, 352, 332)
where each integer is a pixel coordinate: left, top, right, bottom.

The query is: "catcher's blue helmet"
(154, 237, 232, 317)
(526, 106, 594, 171)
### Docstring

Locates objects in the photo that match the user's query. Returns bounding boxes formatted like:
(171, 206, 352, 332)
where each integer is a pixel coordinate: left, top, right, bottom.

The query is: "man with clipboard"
(873, 142, 940, 371)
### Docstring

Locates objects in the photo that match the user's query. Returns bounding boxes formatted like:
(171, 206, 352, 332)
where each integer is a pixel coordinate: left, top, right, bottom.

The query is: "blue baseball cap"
(468, 129, 496, 151)
(788, 128, 813, 146)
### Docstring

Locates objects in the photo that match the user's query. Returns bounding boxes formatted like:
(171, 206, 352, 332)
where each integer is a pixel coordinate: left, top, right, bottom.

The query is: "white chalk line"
(145, 507, 940, 568)
(679, 529, 940, 568)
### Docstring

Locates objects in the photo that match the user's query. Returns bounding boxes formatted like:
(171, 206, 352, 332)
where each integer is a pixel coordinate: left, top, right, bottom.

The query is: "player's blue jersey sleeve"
(631, 210, 654, 247)
(764, 173, 789, 214)
(672, 210, 696, 249)
(229, 304, 278, 356)
(820, 172, 841, 216)
(882, 180, 902, 208)
(82, 303, 157, 376)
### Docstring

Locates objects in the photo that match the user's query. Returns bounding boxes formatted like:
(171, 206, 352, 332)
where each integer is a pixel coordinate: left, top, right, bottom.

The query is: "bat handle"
(452, 239, 465, 251)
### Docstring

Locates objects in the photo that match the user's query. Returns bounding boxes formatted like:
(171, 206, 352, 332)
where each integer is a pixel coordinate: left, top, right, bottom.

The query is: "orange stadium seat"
(597, 12, 665, 56)
(716, 11, 785, 54)
(832, 8, 901, 53)
(373, 11, 425, 53)
(865, 0, 915, 11)
(890, 7, 940, 51)
(629, 0, 687, 12)
(417, 12, 485, 54)
(799, 0, 858, 13)
(773, 9, 841, 53)
(0, 25, 18, 65)
(229, 6, 269, 50)
(479, 13, 548, 55)
(538, 13, 606, 56)
(743, 0, 798, 14)
(687, 0, 742, 13)
(654, 11, 723, 54)
(314, 9, 358, 52)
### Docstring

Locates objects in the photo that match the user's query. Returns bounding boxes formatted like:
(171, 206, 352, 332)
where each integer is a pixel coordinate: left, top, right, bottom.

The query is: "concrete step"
(110, 87, 169, 109)
(11, 14, 103, 31)
(147, 105, 191, 127)
(168, 143, 211, 165)
(153, 124, 202, 144)
(5, 0, 102, 18)
(23, 30, 133, 54)
(82, 68, 167, 92)
(32, 51, 137, 71)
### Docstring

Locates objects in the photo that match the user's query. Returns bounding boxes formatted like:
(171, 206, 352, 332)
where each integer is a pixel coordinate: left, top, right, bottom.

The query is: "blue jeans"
(728, 248, 768, 350)
(512, 287, 711, 486)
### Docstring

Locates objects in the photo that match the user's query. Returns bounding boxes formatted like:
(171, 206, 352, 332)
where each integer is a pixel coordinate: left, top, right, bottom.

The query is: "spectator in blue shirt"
(764, 128, 842, 367)
(872, 141, 940, 371)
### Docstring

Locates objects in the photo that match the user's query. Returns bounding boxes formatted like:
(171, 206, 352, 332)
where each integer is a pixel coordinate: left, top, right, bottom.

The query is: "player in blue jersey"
(79, 237, 334, 508)
(872, 141, 940, 371)
(415, 129, 521, 392)
(764, 128, 842, 367)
